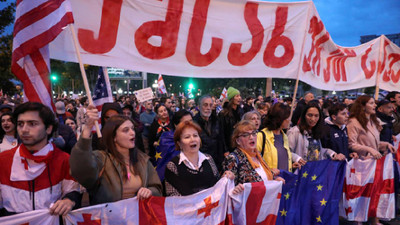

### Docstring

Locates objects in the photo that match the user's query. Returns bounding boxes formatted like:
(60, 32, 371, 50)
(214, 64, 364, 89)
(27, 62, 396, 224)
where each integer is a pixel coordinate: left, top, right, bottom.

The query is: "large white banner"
(50, 0, 400, 91)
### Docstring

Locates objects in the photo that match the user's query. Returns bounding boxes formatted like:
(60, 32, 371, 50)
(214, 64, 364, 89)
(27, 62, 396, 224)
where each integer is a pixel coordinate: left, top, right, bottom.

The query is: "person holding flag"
(347, 95, 396, 225)
(70, 106, 162, 205)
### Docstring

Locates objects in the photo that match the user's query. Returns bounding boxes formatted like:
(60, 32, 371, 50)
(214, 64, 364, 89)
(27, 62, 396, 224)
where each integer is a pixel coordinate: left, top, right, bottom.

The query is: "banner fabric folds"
(277, 159, 346, 225)
(340, 154, 395, 222)
(49, 0, 400, 91)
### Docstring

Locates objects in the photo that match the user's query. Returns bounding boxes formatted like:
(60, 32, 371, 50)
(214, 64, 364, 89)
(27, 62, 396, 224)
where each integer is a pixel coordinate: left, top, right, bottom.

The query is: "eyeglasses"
(238, 131, 258, 138)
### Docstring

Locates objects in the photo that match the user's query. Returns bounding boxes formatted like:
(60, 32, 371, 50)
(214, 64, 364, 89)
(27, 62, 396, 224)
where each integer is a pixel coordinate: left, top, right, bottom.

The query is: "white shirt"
(255, 162, 269, 181)
(0, 135, 18, 152)
(178, 151, 209, 170)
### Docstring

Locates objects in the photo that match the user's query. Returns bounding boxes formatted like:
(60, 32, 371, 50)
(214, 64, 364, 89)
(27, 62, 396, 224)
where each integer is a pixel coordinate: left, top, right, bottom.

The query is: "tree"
(0, 0, 16, 95)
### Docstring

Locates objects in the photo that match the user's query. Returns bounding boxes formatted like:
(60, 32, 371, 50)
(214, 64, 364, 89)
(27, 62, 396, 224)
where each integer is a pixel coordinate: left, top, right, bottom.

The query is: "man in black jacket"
(194, 95, 225, 171)
(376, 99, 395, 144)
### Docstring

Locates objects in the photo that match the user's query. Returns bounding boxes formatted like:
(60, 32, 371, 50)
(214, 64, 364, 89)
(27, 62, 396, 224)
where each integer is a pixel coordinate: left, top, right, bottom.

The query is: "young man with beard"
(193, 95, 225, 171)
(0, 102, 80, 216)
(321, 103, 356, 160)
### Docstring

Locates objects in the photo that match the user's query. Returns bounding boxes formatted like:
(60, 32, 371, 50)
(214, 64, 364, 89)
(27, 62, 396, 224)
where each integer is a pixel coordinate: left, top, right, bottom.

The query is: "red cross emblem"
(197, 196, 219, 218)
(345, 207, 353, 216)
(77, 213, 101, 225)
(349, 168, 355, 177)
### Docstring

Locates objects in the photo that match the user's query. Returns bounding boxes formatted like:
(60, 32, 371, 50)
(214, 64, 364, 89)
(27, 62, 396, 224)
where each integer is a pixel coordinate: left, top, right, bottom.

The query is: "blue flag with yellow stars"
(154, 130, 180, 181)
(276, 159, 346, 225)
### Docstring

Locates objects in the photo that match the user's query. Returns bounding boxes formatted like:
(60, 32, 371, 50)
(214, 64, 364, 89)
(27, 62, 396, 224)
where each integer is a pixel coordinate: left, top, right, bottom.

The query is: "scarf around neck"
(238, 147, 273, 180)
(10, 143, 54, 181)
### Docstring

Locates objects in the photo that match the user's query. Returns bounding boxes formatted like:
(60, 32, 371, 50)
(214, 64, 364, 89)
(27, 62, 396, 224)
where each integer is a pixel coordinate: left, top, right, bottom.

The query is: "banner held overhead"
(50, 0, 400, 91)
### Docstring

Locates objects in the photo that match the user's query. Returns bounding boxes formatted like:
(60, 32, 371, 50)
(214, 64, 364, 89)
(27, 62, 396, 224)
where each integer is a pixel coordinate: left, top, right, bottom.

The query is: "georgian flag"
(220, 87, 227, 100)
(340, 154, 395, 222)
(158, 74, 167, 95)
(0, 178, 285, 224)
(230, 180, 282, 224)
(65, 177, 233, 224)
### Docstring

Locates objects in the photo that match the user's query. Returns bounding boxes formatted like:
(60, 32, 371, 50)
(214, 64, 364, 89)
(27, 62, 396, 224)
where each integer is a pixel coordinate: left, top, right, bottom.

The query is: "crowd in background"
(0, 88, 400, 224)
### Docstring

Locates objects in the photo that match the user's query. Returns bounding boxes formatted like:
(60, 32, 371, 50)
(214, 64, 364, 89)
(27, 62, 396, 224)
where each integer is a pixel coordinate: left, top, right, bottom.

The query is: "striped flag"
(340, 154, 395, 222)
(230, 180, 282, 224)
(220, 87, 227, 99)
(93, 67, 113, 112)
(11, 0, 74, 110)
(158, 74, 167, 94)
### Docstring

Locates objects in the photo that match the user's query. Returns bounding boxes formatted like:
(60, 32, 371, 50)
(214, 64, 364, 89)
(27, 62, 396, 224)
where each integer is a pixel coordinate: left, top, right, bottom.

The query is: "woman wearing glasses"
(222, 120, 284, 194)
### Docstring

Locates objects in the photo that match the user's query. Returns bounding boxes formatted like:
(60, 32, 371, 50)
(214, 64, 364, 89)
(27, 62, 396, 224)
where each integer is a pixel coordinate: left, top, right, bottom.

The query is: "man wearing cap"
(385, 91, 400, 135)
(376, 99, 395, 144)
(55, 101, 73, 125)
(0, 104, 12, 117)
(219, 87, 243, 154)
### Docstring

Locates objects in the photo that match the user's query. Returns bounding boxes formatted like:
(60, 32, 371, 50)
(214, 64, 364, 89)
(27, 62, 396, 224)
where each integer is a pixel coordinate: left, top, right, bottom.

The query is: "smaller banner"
(134, 87, 155, 103)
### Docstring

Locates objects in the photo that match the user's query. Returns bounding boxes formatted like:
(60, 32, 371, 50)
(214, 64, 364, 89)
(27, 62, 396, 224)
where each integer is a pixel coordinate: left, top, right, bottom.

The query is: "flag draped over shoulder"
(277, 160, 346, 225)
(93, 67, 113, 112)
(340, 154, 395, 222)
(11, 0, 74, 110)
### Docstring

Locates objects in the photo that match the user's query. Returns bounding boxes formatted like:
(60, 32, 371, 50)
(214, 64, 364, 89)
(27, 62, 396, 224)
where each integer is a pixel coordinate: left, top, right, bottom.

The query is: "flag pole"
(68, 24, 102, 137)
(290, 78, 300, 121)
(374, 35, 385, 101)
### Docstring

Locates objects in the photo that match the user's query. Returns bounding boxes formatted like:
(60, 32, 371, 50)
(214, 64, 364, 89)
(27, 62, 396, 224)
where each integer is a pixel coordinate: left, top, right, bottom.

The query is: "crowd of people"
(0, 87, 399, 224)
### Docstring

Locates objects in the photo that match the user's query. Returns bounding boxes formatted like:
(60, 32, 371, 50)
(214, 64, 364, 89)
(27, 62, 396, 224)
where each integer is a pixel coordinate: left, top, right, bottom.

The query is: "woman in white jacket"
(287, 102, 343, 161)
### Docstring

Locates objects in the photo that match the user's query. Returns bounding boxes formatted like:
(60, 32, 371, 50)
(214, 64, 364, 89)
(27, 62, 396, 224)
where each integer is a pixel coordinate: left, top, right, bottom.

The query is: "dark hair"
(328, 103, 347, 117)
(172, 109, 192, 126)
(350, 95, 381, 131)
(154, 103, 167, 115)
(322, 99, 333, 110)
(79, 96, 88, 105)
(160, 97, 170, 104)
(0, 112, 17, 139)
(263, 103, 290, 131)
(65, 117, 77, 130)
(298, 102, 324, 139)
(385, 91, 400, 102)
(13, 102, 57, 140)
(174, 121, 202, 150)
(102, 115, 141, 180)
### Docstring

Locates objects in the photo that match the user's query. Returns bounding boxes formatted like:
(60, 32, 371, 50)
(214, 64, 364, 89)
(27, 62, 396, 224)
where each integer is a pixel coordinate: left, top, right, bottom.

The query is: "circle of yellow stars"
(279, 171, 327, 223)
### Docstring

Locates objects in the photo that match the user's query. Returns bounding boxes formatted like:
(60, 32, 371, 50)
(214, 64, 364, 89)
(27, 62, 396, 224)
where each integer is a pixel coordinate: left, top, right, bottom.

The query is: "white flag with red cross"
(220, 87, 227, 100)
(158, 74, 167, 95)
(340, 154, 395, 222)
(230, 180, 282, 224)
(64, 177, 233, 224)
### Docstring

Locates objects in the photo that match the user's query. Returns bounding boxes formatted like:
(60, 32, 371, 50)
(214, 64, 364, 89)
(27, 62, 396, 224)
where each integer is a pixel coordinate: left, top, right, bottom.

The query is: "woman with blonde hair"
(222, 120, 284, 194)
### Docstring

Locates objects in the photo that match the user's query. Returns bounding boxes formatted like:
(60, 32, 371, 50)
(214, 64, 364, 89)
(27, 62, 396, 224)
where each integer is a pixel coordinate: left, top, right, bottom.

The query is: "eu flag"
(154, 130, 180, 181)
(276, 159, 346, 225)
